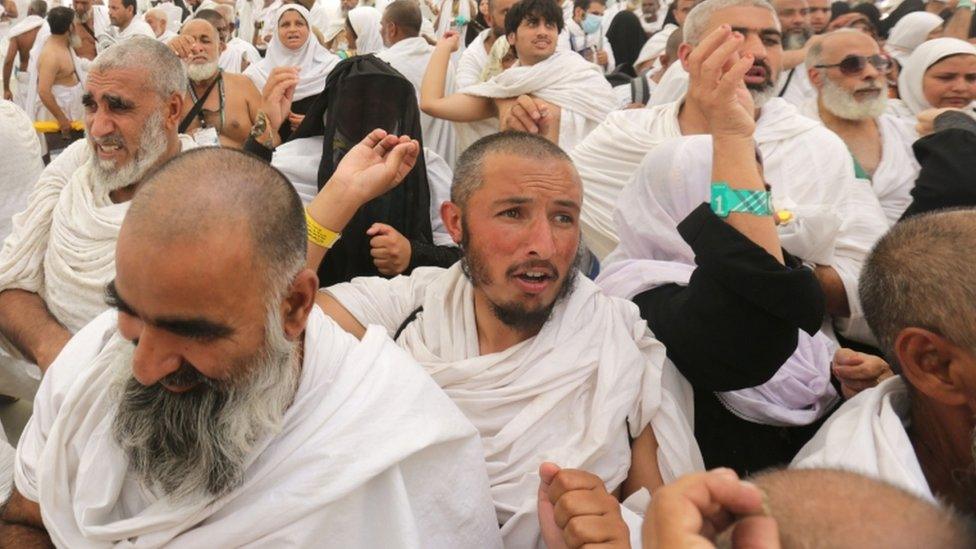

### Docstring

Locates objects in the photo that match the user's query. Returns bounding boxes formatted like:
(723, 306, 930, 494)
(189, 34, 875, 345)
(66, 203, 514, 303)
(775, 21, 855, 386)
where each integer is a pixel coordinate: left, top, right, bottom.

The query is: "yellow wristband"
(305, 209, 342, 249)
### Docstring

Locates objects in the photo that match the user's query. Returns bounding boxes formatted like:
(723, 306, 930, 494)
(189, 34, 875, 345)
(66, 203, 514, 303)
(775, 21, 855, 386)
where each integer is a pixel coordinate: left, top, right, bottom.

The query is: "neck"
(190, 71, 219, 93)
(118, 17, 131, 31)
(109, 136, 182, 204)
(472, 289, 541, 355)
(909, 395, 976, 515)
(678, 95, 761, 134)
(817, 97, 876, 132)
(50, 33, 71, 46)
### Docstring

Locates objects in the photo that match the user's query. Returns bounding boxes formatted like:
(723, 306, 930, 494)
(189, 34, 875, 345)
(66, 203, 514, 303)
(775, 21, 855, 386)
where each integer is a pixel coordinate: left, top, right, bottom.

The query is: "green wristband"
(710, 182, 773, 218)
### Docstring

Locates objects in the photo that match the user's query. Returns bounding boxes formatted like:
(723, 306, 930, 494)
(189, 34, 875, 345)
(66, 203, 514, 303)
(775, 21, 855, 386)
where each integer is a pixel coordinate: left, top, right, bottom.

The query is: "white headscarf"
(597, 135, 840, 427)
(885, 12, 944, 65)
(243, 4, 341, 101)
(347, 6, 384, 54)
(897, 37, 976, 115)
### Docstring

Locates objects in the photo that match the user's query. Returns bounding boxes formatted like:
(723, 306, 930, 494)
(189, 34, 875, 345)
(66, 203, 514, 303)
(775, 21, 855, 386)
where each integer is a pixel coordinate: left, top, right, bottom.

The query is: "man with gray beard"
(771, 0, 817, 107)
(0, 36, 192, 402)
(794, 209, 976, 519)
(171, 17, 261, 147)
(0, 146, 502, 547)
(804, 29, 921, 225)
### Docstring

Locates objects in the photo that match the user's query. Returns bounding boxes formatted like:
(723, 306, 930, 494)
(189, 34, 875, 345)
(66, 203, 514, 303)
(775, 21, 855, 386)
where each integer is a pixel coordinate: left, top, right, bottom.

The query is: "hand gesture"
(915, 107, 960, 137)
(645, 468, 779, 549)
(167, 34, 195, 59)
(686, 24, 756, 139)
(57, 116, 73, 138)
(330, 128, 420, 206)
(261, 66, 300, 133)
(538, 463, 629, 549)
(596, 49, 609, 67)
(437, 30, 461, 52)
(832, 348, 894, 399)
(288, 111, 305, 131)
(500, 95, 552, 134)
(367, 223, 412, 275)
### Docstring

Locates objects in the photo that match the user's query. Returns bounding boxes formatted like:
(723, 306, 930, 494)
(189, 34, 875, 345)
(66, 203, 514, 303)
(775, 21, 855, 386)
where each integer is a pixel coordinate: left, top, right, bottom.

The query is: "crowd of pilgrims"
(1, 0, 976, 544)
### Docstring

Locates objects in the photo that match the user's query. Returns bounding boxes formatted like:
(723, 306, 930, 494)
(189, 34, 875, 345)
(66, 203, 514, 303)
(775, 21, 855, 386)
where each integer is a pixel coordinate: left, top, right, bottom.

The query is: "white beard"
(821, 77, 888, 120)
(70, 33, 82, 49)
(751, 85, 777, 109)
(186, 60, 220, 82)
(89, 108, 169, 193)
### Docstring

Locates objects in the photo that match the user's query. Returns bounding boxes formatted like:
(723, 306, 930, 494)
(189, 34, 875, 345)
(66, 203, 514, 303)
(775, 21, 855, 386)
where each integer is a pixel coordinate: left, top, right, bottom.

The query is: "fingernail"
(740, 481, 772, 516)
(713, 467, 738, 480)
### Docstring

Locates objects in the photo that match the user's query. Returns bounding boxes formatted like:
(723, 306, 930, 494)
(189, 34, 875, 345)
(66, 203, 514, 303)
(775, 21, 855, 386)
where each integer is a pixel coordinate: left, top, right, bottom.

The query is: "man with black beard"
(315, 131, 703, 547)
(803, 29, 920, 225)
(0, 146, 501, 547)
(0, 37, 192, 403)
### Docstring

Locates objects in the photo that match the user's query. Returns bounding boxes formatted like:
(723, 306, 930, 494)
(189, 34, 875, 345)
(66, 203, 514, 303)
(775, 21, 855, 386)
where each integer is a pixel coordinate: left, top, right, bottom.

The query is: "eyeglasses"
(814, 54, 890, 75)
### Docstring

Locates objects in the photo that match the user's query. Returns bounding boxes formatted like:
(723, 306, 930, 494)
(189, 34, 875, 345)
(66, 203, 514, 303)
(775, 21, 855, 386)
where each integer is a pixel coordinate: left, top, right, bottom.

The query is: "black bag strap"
(393, 306, 424, 341)
(178, 74, 220, 134)
(631, 75, 650, 105)
(778, 68, 795, 98)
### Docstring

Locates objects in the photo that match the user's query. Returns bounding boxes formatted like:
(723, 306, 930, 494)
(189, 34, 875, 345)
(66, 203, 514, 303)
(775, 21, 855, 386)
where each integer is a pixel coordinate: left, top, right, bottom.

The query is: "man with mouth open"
(310, 130, 702, 547)
(803, 29, 920, 225)
(0, 37, 194, 399)
(420, 0, 618, 153)
(568, 0, 889, 348)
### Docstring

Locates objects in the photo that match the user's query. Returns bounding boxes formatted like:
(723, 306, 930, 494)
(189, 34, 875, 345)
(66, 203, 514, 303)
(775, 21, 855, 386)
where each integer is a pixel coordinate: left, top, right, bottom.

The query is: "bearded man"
(171, 18, 261, 147)
(772, 0, 817, 107)
(214, 4, 261, 73)
(70, 0, 110, 60)
(0, 37, 192, 400)
(804, 29, 920, 225)
(0, 145, 501, 547)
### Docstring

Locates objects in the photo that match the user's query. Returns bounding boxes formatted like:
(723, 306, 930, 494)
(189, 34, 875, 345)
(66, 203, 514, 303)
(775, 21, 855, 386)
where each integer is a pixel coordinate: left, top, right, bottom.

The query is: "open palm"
(331, 129, 420, 204)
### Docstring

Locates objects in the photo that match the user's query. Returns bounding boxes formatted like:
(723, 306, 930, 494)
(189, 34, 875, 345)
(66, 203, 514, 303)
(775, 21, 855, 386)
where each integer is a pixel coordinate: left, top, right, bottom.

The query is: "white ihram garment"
(218, 37, 261, 73)
(14, 307, 502, 548)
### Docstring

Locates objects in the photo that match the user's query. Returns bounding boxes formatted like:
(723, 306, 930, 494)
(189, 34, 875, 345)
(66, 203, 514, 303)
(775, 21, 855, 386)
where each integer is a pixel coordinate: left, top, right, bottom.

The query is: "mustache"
(160, 362, 221, 390)
(506, 259, 559, 279)
(92, 134, 125, 148)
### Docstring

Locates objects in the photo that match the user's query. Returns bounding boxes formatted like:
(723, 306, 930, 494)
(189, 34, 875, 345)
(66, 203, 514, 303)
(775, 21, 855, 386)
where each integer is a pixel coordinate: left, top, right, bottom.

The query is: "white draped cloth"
(14, 307, 503, 548)
(218, 37, 261, 73)
(347, 6, 383, 54)
(456, 28, 490, 89)
(897, 37, 976, 116)
(775, 63, 817, 108)
(23, 22, 87, 124)
(596, 135, 840, 427)
(457, 50, 618, 153)
(885, 12, 944, 65)
(378, 36, 457, 166)
(800, 100, 920, 225)
(634, 23, 676, 68)
(5, 14, 44, 108)
(326, 263, 703, 548)
(792, 376, 934, 502)
(646, 60, 687, 106)
(570, 97, 889, 344)
(244, 4, 340, 101)
(96, 18, 155, 52)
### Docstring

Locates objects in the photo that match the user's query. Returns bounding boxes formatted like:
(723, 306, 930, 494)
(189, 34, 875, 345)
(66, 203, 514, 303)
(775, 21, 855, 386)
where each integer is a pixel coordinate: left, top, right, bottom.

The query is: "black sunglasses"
(814, 54, 890, 75)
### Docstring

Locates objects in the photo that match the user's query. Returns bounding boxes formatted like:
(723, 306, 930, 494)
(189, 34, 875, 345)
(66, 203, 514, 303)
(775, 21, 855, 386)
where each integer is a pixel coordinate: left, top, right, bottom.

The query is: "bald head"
(806, 27, 877, 68)
(742, 469, 975, 549)
(123, 148, 306, 296)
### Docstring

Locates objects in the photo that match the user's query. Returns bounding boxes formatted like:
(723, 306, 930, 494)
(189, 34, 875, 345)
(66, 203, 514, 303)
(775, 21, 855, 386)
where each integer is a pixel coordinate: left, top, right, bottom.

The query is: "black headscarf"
(605, 10, 644, 75)
(901, 127, 976, 220)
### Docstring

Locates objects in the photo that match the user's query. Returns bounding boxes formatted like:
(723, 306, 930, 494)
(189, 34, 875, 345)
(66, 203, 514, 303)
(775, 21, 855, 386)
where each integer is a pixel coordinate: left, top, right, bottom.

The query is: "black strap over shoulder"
(777, 68, 795, 98)
(393, 306, 424, 341)
(178, 74, 220, 134)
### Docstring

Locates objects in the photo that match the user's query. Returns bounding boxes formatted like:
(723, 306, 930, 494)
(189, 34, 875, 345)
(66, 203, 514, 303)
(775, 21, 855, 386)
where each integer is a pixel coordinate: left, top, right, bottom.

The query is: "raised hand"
(166, 35, 195, 59)
(330, 128, 420, 205)
(260, 66, 300, 133)
(436, 29, 462, 52)
(537, 463, 630, 549)
(686, 24, 756, 139)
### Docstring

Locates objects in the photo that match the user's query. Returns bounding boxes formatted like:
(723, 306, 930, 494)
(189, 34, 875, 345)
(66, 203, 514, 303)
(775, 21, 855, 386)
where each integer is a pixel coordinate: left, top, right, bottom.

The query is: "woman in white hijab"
(894, 37, 976, 117)
(345, 6, 384, 55)
(244, 4, 341, 139)
(884, 12, 944, 66)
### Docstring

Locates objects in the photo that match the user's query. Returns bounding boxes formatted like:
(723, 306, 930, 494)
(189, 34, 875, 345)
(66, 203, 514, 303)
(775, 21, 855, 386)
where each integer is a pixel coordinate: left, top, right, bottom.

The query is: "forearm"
(814, 265, 850, 317)
(305, 182, 367, 271)
(3, 54, 14, 92)
(0, 289, 72, 370)
(943, 7, 972, 39)
(782, 48, 807, 70)
(711, 135, 783, 263)
(420, 46, 453, 113)
(0, 522, 54, 548)
(38, 89, 68, 122)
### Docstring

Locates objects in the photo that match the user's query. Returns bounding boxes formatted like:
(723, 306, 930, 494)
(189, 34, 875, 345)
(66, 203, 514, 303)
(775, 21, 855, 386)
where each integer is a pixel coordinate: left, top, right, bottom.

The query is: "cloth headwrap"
(884, 12, 943, 65)
(597, 135, 840, 427)
(243, 4, 341, 101)
(897, 37, 976, 115)
(347, 6, 384, 54)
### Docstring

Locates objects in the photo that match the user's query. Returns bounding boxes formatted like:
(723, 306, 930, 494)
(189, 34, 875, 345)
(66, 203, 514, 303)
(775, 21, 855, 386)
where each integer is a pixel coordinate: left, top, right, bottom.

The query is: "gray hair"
(451, 131, 575, 210)
(144, 6, 167, 19)
(89, 36, 187, 99)
(682, 0, 779, 45)
(860, 210, 976, 369)
(806, 28, 871, 68)
(28, 0, 47, 16)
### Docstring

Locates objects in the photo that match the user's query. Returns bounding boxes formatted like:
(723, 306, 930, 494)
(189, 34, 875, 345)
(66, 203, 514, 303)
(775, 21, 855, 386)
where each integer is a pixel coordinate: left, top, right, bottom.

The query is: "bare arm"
(0, 488, 53, 548)
(36, 51, 69, 125)
(0, 289, 72, 372)
(2, 0, 17, 22)
(420, 31, 495, 122)
(621, 424, 665, 499)
(943, 6, 973, 40)
(814, 265, 850, 317)
(3, 39, 15, 99)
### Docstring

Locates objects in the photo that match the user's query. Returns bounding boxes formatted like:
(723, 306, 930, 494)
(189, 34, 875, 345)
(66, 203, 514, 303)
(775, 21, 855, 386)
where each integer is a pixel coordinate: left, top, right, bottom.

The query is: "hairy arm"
(0, 289, 72, 372)
(621, 425, 665, 499)
(943, 5, 973, 40)
(0, 489, 53, 548)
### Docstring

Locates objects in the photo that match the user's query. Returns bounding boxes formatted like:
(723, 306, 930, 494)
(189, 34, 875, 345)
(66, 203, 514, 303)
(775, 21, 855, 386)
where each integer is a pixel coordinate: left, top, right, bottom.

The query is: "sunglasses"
(814, 54, 890, 75)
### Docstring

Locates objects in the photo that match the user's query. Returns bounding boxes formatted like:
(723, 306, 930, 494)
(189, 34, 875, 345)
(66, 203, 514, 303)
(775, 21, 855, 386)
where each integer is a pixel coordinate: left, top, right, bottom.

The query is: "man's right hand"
(3, 89, 11, 101)
(499, 95, 551, 134)
(260, 66, 300, 133)
(326, 129, 420, 206)
(686, 24, 756, 139)
(436, 30, 461, 52)
(166, 35, 195, 59)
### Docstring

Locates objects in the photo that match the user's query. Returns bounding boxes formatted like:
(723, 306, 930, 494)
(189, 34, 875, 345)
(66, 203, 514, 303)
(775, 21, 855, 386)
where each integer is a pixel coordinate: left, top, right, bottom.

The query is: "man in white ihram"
(0, 145, 501, 547)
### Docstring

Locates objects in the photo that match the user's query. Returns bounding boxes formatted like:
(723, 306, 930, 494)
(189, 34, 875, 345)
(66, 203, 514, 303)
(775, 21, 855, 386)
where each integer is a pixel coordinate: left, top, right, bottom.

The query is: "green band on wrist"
(710, 182, 773, 218)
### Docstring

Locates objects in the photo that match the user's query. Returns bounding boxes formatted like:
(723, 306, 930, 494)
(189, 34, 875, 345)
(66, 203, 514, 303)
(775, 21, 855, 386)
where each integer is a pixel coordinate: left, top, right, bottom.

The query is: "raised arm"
(420, 31, 495, 122)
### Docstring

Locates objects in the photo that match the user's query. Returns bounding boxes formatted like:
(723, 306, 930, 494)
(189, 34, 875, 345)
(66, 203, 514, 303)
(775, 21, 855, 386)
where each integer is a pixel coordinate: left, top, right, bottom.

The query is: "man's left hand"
(367, 223, 412, 275)
(832, 348, 894, 399)
(538, 463, 630, 549)
(596, 49, 609, 67)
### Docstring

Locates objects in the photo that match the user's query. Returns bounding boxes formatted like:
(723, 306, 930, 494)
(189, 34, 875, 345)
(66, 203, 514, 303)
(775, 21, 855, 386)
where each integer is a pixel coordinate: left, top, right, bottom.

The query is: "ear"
(677, 42, 693, 72)
(808, 66, 823, 88)
(895, 328, 969, 406)
(507, 30, 516, 46)
(164, 92, 185, 129)
(280, 268, 318, 341)
(441, 201, 463, 245)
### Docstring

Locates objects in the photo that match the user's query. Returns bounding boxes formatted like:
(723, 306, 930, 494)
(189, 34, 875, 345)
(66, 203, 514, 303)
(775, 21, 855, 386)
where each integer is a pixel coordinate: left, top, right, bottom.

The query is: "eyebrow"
(492, 197, 581, 210)
(731, 26, 783, 38)
(105, 280, 235, 340)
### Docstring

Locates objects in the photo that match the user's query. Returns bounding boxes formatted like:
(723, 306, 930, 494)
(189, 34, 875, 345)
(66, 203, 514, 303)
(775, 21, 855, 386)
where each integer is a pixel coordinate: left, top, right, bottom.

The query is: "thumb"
(538, 463, 567, 549)
(367, 223, 391, 236)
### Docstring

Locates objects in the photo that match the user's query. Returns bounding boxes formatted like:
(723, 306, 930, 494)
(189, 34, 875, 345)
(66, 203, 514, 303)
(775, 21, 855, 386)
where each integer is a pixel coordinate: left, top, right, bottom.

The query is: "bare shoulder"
(225, 72, 261, 99)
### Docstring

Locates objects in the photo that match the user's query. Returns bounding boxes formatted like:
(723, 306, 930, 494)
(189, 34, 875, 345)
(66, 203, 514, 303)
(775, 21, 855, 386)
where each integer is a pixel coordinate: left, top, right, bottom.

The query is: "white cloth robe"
(14, 307, 503, 548)
(452, 28, 498, 154)
(377, 36, 458, 166)
(800, 100, 921, 225)
(647, 59, 687, 106)
(558, 18, 615, 75)
(792, 376, 935, 502)
(96, 17, 155, 52)
(456, 50, 618, 154)
(570, 97, 889, 344)
(218, 36, 261, 73)
(4, 14, 44, 108)
(326, 263, 703, 548)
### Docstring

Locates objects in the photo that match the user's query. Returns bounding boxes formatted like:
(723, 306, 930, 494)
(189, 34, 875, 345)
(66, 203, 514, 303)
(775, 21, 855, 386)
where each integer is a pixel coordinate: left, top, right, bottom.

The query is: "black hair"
(48, 6, 75, 35)
(504, 0, 564, 35)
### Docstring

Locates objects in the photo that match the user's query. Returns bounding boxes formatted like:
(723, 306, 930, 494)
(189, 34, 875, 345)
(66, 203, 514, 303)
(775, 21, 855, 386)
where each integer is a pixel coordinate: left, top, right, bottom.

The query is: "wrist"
(307, 180, 365, 234)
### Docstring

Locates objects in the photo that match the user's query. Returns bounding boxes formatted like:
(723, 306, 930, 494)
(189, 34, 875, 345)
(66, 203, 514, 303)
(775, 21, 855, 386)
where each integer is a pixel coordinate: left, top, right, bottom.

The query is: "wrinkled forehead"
(84, 67, 157, 104)
(706, 6, 780, 35)
(476, 153, 583, 205)
(182, 19, 219, 39)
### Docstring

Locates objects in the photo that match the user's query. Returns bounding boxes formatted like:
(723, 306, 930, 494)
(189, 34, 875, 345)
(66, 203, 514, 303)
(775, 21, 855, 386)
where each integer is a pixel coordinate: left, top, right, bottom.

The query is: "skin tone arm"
(419, 30, 495, 121)
(0, 489, 53, 548)
(3, 39, 16, 100)
(814, 265, 850, 317)
(943, 5, 972, 40)
(0, 289, 73, 373)
(1, 0, 17, 21)
(36, 49, 73, 135)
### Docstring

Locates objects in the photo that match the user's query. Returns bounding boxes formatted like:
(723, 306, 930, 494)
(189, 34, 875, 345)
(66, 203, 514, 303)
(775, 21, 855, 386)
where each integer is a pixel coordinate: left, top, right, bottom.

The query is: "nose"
(130, 327, 184, 386)
(952, 76, 970, 92)
(862, 60, 880, 80)
(525, 216, 557, 259)
(86, 105, 116, 139)
(740, 32, 767, 62)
